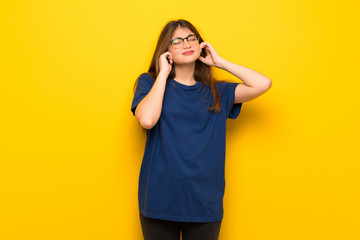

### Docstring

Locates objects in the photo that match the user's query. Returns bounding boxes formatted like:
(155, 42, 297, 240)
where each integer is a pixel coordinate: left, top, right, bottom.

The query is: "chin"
(176, 55, 200, 64)
(174, 60, 197, 65)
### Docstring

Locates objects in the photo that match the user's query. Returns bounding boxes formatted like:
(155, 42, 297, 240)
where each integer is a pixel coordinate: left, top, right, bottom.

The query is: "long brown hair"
(133, 19, 221, 113)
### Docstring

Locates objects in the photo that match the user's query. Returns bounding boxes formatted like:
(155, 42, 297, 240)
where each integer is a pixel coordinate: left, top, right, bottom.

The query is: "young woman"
(131, 19, 272, 240)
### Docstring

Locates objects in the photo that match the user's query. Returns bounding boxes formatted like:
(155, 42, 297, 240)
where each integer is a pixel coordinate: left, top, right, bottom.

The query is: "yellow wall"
(1, 0, 359, 239)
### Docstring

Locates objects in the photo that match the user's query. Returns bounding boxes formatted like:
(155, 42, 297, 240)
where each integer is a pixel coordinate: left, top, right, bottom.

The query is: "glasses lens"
(171, 35, 198, 48)
(188, 35, 198, 43)
(172, 38, 183, 48)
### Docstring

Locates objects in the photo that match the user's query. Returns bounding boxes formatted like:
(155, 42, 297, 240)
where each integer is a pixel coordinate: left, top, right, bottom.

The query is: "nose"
(183, 39, 191, 48)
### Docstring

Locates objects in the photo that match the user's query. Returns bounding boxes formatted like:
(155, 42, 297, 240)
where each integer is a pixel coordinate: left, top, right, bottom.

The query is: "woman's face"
(168, 27, 201, 65)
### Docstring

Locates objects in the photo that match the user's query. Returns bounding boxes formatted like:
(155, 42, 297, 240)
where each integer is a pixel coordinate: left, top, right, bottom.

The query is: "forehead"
(171, 27, 194, 39)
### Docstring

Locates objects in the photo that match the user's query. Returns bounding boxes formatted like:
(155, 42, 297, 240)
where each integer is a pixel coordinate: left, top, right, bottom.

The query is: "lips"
(182, 50, 194, 55)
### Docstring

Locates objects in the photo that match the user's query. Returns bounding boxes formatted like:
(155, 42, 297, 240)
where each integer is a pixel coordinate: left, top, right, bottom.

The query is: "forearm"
(135, 71, 168, 129)
(217, 58, 272, 90)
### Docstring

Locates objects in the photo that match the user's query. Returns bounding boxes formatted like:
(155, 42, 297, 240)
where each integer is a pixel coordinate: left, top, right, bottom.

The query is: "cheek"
(196, 48, 201, 55)
(193, 48, 201, 58)
(171, 51, 183, 60)
(171, 54, 181, 61)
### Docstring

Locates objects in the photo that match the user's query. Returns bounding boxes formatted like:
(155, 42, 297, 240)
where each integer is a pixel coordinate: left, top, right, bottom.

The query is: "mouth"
(182, 50, 194, 55)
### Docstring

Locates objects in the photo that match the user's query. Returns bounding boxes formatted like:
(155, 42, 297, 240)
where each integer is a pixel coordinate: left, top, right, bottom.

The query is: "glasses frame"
(169, 34, 200, 49)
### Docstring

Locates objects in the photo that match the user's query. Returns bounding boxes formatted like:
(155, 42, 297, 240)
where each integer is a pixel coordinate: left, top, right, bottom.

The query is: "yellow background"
(1, 0, 359, 239)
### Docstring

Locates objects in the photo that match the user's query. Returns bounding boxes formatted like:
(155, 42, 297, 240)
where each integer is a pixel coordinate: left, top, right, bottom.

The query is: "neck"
(174, 62, 196, 85)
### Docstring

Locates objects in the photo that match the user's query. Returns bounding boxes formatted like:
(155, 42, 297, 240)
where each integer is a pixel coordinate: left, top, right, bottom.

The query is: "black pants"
(139, 212, 222, 240)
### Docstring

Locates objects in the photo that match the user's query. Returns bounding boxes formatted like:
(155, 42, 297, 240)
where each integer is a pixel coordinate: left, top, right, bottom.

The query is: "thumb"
(198, 56, 206, 62)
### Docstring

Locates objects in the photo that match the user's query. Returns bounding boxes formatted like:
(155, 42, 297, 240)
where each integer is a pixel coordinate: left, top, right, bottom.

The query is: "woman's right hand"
(159, 51, 173, 75)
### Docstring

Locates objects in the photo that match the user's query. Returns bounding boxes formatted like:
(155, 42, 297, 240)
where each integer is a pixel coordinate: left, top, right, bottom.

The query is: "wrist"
(216, 58, 227, 70)
(158, 70, 170, 79)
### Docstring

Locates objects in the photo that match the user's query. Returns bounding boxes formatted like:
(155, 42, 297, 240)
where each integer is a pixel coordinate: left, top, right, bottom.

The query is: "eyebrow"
(173, 34, 194, 39)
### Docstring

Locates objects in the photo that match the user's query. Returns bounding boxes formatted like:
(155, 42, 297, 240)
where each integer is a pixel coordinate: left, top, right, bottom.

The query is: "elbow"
(135, 107, 155, 129)
(139, 118, 154, 130)
(260, 78, 272, 92)
(267, 78, 272, 89)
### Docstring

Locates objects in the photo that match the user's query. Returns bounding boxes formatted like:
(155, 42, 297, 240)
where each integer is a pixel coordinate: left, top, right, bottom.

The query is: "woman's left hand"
(198, 42, 224, 68)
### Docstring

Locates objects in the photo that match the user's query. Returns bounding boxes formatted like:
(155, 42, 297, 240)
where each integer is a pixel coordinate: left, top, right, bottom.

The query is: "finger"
(201, 43, 211, 53)
(201, 42, 208, 49)
(167, 54, 173, 64)
(205, 47, 212, 54)
(164, 53, 172, 62)
(166, 56, 172, 63)
(198, 56, 205, 62)
(203, 42, 214, 51)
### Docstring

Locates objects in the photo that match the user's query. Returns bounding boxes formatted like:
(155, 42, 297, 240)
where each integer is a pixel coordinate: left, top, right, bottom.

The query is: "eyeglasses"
(169, 34, 200, 49)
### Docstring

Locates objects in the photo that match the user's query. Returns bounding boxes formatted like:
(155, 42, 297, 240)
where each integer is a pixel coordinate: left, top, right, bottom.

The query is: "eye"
(188, 36, 197, 42)
(172, 38, 181, 44)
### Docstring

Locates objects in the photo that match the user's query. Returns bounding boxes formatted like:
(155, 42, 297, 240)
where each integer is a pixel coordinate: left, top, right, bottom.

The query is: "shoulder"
(215, 80, 239, 87)
(136, 72, 155, 88)
(138, 72, 155, 82)
(215, 80, 240, 93)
